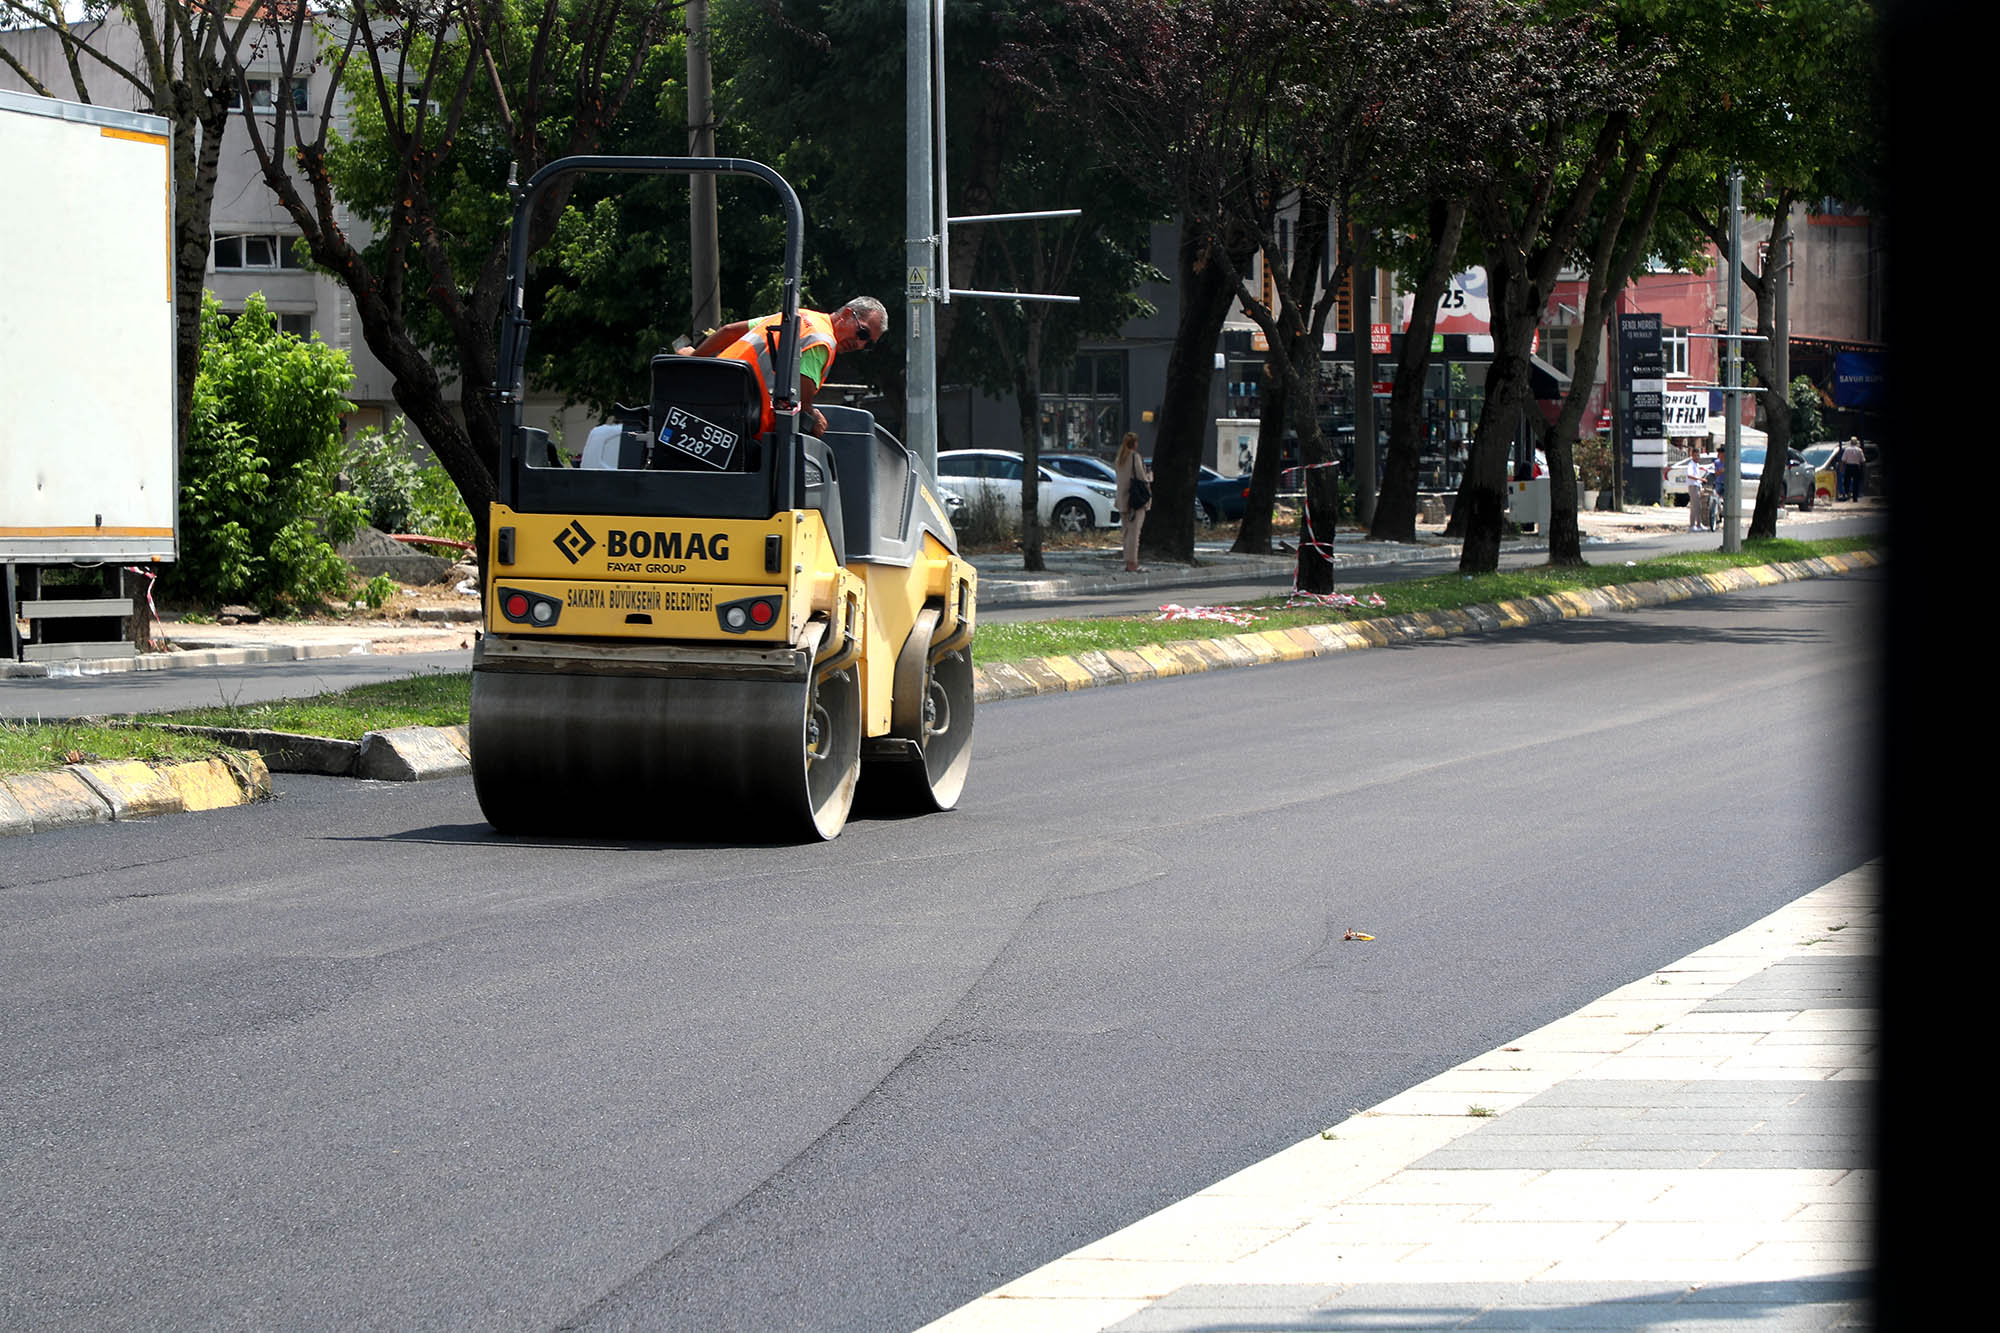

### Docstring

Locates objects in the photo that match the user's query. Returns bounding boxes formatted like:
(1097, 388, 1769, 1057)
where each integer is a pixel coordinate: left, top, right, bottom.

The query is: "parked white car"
(937, 449, 1121, 531)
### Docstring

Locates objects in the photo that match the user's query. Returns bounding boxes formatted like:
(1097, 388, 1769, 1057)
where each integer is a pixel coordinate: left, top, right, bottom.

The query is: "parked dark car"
(1194, 466, 1251, 525)
(1041, 453, 1119, 487)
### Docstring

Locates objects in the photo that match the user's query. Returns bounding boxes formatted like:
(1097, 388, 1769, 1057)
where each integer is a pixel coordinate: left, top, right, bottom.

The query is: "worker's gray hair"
(843, 296, 888, 331)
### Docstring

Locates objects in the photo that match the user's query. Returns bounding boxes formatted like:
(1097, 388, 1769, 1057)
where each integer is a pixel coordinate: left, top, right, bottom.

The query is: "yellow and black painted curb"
(969, 551, 1881, 703)
(0, 750, 271, 839)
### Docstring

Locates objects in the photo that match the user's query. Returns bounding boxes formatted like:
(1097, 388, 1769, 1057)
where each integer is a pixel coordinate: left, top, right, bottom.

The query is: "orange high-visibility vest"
(713, 309, 837, 436)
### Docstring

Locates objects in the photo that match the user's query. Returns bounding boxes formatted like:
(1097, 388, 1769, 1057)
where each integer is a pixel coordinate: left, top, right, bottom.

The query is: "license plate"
(657, 406, 739, 470)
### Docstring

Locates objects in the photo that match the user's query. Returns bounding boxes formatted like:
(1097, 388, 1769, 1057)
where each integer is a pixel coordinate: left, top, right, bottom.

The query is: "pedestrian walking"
(1839, 438, 1866, 501)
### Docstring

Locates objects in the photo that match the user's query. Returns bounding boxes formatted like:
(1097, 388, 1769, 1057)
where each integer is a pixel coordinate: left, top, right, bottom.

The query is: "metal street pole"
(686, 0, 721, 340)
(1722, 170, 1743, 553)
(905, 0, 939, 467)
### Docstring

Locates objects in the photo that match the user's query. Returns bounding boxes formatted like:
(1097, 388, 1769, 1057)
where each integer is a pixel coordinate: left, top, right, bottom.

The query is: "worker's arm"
(796, 344, 832, 436)
(681, 320, 751, 358)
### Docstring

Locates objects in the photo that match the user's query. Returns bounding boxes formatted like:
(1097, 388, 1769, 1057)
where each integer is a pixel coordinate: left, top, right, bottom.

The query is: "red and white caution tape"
(121, 566, 158, 618)
(121, 566, 161, 652)
(1290, 460, 1341, 578)
(1154, 603, 1263, 626)
(1283, 590, 1386, 611)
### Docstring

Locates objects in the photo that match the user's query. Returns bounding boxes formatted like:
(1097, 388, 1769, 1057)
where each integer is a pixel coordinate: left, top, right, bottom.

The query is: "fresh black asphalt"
(0, 571, 1881, 1330)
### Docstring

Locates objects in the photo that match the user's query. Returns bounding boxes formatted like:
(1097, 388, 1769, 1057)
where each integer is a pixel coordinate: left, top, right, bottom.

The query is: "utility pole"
(686, 0, 721, 340)
(905, 0, 939, 466)
(1722, 170, 1743, 553)
(904, 0, 1075, 468)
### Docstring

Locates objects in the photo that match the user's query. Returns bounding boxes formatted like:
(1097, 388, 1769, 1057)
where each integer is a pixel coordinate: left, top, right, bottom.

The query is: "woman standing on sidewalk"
(1116, 432, 1152, 572)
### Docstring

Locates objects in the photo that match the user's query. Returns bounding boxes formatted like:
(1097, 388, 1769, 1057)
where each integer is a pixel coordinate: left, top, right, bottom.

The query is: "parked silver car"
(1738, 445, 1817, 511)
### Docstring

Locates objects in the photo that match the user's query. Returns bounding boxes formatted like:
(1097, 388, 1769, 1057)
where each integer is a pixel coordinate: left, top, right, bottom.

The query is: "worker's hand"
(675, 345, 696, 357)
(806, 407, 827, 438)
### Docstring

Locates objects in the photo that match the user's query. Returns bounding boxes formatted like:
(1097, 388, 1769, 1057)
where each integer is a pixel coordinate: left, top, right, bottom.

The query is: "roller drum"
(471, 662, 860, 841)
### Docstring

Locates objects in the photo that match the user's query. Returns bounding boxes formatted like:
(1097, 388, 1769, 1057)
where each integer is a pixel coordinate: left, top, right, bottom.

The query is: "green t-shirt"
(800, 345, 831, 386)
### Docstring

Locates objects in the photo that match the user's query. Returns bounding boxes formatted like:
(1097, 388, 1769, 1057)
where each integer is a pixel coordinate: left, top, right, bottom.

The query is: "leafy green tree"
(204, 0, 684, 561)
(712, 0, 1158, 572)
(1675, 0, 1880, 539)
(1445, 5, 1648, 573)
(1790, 375, 1827, 444)
(165, 294, 362, 612)
(1012, 0, 1358, 581)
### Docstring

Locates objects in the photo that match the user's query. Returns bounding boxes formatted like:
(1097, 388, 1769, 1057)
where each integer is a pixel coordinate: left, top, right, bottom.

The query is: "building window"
(229, 78, 309, 112)
(218, 308, 313, 339)
(1664, 325, 1690, 377)
(213, 232, 305, 272)
(1540, 326, 1571, 377)
(1037, 350, 1127, 456)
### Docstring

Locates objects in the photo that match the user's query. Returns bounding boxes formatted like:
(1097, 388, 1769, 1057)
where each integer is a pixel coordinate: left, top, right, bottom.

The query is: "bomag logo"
(605, 529, 730, 561)
(553, 521, 596, 564)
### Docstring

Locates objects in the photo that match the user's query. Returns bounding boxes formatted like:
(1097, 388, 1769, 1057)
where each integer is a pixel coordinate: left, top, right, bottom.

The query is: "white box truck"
(1, 88, 176, 661)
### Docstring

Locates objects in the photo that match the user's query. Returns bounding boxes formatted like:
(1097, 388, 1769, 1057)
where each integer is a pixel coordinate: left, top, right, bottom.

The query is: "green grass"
(0, 672, 471, 778)
(154, 670, 472, 738)
(0, 536, 1874, 777)
(0, 718, 239, 776)
(975, 535, 1877, 666)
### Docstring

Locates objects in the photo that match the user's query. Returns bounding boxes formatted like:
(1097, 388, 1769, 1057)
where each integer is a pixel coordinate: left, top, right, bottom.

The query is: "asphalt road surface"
(0, 571, 1882, 1330)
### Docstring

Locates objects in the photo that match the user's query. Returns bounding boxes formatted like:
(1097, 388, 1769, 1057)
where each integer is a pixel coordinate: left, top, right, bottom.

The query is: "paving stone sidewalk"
(923, 864, 1876, 1332)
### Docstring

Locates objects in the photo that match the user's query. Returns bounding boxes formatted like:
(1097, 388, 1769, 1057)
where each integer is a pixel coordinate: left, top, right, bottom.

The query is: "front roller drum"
(471, 663, 862, 841)
(865, 607, 975, 812)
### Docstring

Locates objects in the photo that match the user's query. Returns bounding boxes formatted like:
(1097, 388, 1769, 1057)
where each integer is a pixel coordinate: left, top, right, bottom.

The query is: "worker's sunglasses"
(853, 321, 877, 347)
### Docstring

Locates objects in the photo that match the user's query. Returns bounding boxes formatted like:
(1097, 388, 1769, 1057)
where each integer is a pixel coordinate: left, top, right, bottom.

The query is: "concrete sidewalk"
(1, 501, 1860, 677)
(923, 865, 1876, 1332)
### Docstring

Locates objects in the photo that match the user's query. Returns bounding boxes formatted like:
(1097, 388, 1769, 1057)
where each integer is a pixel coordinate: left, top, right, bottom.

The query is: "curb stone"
(355, 724, 471, 781)
(156, 725, 361, 776)
(0, 751, 269, 838)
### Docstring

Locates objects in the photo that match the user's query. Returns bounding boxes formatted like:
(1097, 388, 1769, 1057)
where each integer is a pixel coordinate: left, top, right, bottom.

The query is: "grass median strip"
(0, 536, 1875, 777)
(976, 534, 1876, 665)
(1, 672, 471, 777)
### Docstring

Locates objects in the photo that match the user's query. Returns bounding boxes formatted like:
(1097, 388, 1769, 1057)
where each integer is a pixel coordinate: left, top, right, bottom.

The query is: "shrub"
(165, 294, 362, 612)
(346, 420, 423, 533)
(408, 463, 477, 543)
(359, 573, 399, 609)
(956, 486, 1017, 547)
(1577, 435, 1615, 490)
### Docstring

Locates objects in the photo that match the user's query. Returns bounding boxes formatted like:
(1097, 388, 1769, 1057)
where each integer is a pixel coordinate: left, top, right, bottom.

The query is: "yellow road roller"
(470, 156, 976, 840)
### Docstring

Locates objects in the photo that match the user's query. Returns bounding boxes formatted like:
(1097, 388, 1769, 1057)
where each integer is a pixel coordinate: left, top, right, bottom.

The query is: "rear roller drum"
(469, 657, 860, 841)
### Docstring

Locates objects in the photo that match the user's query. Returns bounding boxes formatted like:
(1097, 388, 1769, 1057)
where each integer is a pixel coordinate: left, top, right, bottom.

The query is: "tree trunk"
(1141, 222, 1241, 564)
(1743, 210, 1793, 540)
(1371, 197, 1466, 543)
(1232, 365, 1291, 553)
(1015, 322, 1046, 572)
(1284, 337, 1338, 593)
(1545, 140, 1679, 564)
(1457, 335, 1530, 573)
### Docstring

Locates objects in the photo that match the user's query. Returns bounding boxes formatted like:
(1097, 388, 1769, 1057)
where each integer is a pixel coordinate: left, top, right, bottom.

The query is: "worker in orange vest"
(680, 297, 887, 438)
